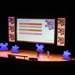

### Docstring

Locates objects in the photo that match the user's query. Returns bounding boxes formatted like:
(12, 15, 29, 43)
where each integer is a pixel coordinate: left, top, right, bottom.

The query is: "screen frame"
(16, 18, 56, 45)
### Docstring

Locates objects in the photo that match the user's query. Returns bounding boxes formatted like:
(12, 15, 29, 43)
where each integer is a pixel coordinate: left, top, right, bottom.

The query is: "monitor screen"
(17, 18, 55, 44)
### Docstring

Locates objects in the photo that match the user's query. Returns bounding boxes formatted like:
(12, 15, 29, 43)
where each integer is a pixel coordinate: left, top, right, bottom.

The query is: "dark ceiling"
(1, 2, 74, 17)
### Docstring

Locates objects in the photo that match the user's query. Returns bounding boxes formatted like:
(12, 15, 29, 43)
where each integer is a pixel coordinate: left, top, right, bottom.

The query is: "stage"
(0, 50, 75, 62)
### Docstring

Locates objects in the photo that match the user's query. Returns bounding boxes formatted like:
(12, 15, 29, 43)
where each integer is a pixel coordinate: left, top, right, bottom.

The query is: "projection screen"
(17, 18, 55, 44)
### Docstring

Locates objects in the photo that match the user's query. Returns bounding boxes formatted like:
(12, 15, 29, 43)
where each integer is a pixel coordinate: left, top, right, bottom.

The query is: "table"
(8, 54, 28, 59)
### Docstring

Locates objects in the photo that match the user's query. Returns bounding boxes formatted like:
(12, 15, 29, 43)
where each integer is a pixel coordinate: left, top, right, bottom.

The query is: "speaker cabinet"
(29, 58, 38, 61)
(8, 54, 16, 59)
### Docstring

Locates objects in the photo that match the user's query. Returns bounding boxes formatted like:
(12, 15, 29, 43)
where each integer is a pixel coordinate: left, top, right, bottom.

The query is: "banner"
(57, 18, 66, 46)
(8, 17, 15, 42)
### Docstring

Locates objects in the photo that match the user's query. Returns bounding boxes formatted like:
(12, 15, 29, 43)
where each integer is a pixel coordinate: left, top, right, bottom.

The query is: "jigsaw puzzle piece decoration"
(36, 44, 44, 53)
(0, 42, 8, 51)
(62, 50, 71, 60)
(11, 45, 20, 53)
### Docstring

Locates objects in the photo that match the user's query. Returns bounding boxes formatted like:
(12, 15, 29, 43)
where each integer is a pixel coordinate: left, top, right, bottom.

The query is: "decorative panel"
(8, 17, 15, 42)
(57, 18, 66, 46)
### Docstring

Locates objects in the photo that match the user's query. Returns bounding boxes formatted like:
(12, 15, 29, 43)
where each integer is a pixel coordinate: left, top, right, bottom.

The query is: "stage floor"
(0, 50, 75, 62)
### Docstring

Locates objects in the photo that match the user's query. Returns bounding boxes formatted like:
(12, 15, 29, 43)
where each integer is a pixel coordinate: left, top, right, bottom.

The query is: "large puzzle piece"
(62, 50, 71, 60)
(0, 43, 8, 51)
(36, 44, 44, 53)
(11, 45, 19, 53)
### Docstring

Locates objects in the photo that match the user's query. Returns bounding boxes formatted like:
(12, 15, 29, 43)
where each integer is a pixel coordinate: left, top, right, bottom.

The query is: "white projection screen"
(17, 18, 55, 44)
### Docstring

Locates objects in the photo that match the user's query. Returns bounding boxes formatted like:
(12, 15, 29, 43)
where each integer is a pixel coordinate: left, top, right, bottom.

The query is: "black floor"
(0, 57, 75, 74)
